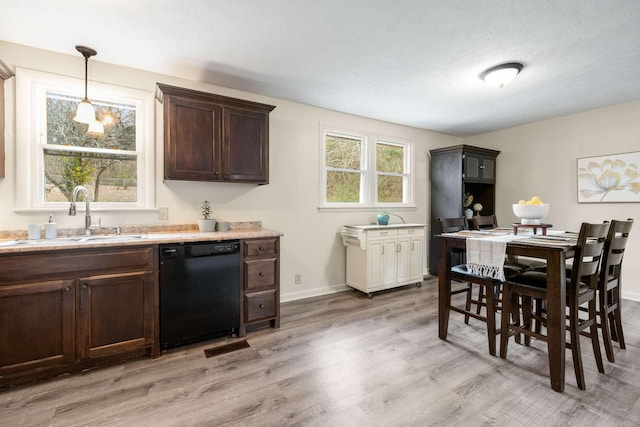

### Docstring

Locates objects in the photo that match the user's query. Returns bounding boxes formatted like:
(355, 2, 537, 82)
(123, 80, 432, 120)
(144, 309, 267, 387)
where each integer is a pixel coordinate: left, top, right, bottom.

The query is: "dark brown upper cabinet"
(156, 83, 276, 184)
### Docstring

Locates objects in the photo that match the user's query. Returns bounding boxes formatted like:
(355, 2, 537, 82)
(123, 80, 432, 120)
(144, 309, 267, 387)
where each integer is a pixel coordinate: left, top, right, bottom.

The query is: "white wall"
(0, 41, 461, 301)
(464, 102, 640, 300)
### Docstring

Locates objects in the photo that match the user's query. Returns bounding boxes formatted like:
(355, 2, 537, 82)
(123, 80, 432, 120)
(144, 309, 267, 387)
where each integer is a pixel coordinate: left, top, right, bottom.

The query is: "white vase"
(198, 219, 216, 232)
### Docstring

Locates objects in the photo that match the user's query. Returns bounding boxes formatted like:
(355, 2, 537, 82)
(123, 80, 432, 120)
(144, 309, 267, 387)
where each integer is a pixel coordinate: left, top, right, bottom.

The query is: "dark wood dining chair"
(438, 216, 510, 355)
(437, 217, 478, 324)
(500, 222, 608, 390)
(472, 214, 498, 230)
(597, 218, 633, 363)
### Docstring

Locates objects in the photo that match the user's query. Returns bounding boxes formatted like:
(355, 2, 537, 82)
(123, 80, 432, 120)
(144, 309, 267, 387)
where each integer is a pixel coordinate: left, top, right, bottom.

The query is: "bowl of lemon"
(512, 196, 550, 225)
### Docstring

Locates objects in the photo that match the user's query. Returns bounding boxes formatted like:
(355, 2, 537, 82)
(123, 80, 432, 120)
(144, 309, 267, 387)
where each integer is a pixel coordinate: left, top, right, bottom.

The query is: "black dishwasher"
(159, 240, 241, 350)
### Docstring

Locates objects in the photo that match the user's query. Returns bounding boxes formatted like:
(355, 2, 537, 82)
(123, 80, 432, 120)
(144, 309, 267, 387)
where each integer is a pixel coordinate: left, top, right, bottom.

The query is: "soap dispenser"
(45, 215, 57, 239)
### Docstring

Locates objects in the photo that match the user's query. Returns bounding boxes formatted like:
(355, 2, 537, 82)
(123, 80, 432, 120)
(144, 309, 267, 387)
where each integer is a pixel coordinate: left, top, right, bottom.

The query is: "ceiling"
(2, 0, 640, 136)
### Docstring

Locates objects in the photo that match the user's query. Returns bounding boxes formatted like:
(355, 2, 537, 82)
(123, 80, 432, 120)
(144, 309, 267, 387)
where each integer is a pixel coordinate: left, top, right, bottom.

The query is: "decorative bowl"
(512, 203, 550, 225)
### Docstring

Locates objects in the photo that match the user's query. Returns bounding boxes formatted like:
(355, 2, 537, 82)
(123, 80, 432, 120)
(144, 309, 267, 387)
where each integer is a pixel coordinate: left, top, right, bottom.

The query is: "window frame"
(319, 125, 414, 210)
(15, 67, 155, 211)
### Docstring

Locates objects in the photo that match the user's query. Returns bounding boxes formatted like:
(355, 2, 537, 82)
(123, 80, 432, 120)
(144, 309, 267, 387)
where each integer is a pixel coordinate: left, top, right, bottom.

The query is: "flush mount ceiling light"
(479, 62, 524, 88)
(73, 45, 99, 125)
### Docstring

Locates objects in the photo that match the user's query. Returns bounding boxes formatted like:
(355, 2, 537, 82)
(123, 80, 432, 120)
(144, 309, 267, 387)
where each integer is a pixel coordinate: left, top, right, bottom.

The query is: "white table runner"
(466, 234, 517, 281)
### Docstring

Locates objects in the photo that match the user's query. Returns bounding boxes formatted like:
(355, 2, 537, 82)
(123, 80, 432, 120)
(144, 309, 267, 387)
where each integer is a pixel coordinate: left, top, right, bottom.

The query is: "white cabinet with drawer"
(341, 224, 426, 298)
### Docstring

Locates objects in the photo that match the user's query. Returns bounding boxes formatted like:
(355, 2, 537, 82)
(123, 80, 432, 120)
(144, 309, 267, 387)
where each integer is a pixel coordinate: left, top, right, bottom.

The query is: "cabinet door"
(165, 96, 222, 181)
(223, 107, 268, 183)
(77, 272, 154, 359)
(383, 239, 398, 286)
(0, 279, 75, 374)
(367, 240, 385, 289)
(396, 237, 412, 284)
(409, 235, 425, 281)
(464, 154, 495, 183)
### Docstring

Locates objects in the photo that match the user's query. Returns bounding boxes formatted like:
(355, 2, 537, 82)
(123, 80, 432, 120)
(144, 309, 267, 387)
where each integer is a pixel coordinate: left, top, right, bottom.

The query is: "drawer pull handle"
(82, 284, 88, 289)
(259, 272, 264, 276)
(259, 247, 265, 251)
(259, 304, 264, 309)
(65, 286, 71, 292)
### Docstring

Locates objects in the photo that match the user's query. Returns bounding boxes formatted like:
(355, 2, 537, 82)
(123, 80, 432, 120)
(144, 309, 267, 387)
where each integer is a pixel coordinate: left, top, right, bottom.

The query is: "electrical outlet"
(294, 274, 302, 284)
(158, 207, 169, 220)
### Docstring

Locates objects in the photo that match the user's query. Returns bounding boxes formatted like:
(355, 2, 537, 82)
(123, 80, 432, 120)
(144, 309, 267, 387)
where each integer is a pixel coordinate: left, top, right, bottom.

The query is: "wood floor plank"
(1, 279, 639, 426)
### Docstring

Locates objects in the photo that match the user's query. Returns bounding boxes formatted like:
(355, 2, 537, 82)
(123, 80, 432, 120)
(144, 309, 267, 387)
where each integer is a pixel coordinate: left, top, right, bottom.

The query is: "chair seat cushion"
(507, 271, 591, 296)
(506, 256, 547, 271)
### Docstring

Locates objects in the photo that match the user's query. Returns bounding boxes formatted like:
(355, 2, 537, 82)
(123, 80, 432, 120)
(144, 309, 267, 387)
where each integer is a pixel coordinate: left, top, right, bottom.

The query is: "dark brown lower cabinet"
(0, 279, 75, 373)
(0, 246, 157, 388)
(240, 237, 280, 335)
(77, 271, 154, 360)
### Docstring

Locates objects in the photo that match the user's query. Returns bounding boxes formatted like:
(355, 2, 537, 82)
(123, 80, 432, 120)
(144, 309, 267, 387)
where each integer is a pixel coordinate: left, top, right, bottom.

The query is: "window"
(15, 68, 154, 211)
(320, 127, 413, 208)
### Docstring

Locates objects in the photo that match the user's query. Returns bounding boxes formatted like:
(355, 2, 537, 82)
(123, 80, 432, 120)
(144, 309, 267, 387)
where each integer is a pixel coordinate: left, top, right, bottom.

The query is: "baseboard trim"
(281, 283, 350, 303)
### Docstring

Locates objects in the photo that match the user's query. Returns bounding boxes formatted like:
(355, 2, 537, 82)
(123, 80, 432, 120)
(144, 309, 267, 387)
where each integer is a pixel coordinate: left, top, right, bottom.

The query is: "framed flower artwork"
(577, 151, 640, 203)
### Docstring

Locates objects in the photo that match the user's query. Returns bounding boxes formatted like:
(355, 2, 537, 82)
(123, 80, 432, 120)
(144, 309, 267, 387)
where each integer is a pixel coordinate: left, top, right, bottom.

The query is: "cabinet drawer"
(245, 290, 277, 323)
(244, 258, 276, 290)
(243, 238, 277, 257)
(397, 227, 424, 236)
(366, 229, 397, 239)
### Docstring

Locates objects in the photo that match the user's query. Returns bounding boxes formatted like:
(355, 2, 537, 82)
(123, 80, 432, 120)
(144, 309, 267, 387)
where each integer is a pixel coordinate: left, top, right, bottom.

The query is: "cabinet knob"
(259, 272, 264, 276)
(65, 286, 71, 292)
(82, 284, 88, 289)
(259, 247, 265, 251)
(259, 304, 264, 309)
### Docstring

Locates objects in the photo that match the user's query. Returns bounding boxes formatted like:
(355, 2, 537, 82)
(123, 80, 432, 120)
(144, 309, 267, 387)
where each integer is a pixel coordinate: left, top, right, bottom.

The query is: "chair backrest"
(600, 218, 634, 286)
(472, 215, 498, 230)
(437, 217, 468, 233)
(570, 222, 610, 290)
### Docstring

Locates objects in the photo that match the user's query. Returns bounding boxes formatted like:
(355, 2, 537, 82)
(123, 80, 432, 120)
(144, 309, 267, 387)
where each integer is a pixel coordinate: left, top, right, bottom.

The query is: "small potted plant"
(198, 200, 216, 232)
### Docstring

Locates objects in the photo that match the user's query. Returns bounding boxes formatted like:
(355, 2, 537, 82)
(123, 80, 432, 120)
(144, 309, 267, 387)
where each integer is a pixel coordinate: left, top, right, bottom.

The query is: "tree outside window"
(321, 128, 412, 208)
(44, 92, 138, 204)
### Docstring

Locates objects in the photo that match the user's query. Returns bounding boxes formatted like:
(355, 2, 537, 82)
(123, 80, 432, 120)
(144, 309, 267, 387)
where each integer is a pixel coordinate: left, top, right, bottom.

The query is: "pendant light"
(73, 45, 98, 124)
(479, 62, 524, 88)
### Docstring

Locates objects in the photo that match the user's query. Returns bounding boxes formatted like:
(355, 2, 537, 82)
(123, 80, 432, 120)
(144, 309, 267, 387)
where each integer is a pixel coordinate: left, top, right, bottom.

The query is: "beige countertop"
(0, 223, 283, 254)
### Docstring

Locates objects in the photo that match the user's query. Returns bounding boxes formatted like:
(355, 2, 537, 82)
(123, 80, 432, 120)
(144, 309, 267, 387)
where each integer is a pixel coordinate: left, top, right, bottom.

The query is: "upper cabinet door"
(464, 153, 495, 183)
(157, 83, 275, 184)
(164, 96, 222, 181)
(222, 107, 269, 183)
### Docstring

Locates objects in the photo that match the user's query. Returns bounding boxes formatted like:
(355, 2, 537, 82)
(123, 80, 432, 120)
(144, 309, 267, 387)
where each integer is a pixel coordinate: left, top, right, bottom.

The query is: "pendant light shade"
(480, 62, 524, 88)
(73, 45, 99, 125)
(74, 98, 96, 124)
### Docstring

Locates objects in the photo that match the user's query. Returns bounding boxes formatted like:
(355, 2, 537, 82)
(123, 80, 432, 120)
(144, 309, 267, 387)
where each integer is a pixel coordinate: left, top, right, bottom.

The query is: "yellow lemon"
(518, 200, 526, 205)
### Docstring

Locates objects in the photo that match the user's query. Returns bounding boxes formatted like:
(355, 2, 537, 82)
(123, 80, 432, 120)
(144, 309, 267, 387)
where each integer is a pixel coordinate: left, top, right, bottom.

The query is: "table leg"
(438, 237, 451, 340)
(545, 250, 566, 392)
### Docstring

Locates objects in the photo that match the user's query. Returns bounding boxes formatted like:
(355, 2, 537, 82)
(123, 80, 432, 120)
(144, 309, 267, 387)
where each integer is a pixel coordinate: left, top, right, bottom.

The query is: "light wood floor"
(2, 278, 640, 426)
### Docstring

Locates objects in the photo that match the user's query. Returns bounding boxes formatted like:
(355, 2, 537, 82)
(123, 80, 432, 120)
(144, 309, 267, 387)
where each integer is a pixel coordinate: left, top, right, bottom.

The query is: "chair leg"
(499, 285, 511, 359)
(599, 291, 615, 363)
(476, 286, 485, 315)
(589, 299, 604, 374)
(512, 293, 522, 345)
(612, 287, 626, 349)
(464, 283, 473, 324)
(522, 295, 532, 347)
(485, 284, 497, 356)
(568, 302, 586, 390)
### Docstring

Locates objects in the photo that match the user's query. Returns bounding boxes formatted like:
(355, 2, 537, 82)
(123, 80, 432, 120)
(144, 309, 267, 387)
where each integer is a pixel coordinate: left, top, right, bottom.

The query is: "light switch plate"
(158, 207, 168, 220)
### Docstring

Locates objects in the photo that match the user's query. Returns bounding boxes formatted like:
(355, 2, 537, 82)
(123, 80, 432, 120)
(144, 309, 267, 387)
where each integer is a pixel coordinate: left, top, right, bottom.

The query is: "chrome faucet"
(69, 185, 92, 236)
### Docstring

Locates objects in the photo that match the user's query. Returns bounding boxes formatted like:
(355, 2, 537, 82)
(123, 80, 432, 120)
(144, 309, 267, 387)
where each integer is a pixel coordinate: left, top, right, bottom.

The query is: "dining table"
(437, 230, 576, 393)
